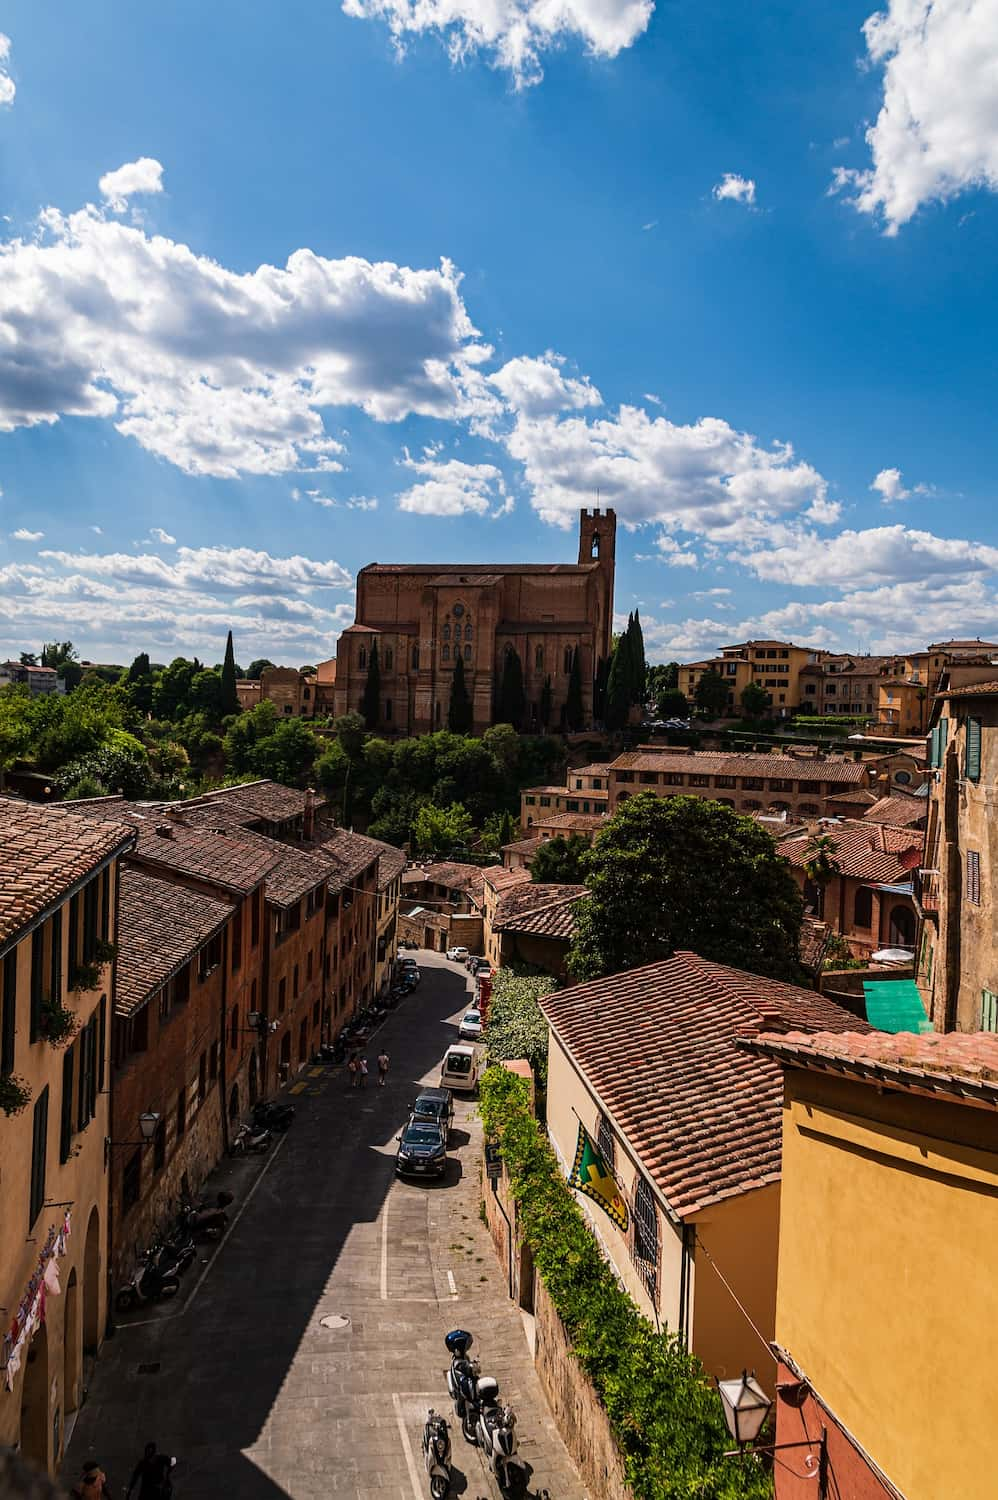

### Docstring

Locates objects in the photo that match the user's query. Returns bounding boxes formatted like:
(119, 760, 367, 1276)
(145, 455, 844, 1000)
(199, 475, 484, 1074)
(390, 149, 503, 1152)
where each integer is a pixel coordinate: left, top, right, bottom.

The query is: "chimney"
(304, 787, 317, 841)
(155, 824, 174, 839)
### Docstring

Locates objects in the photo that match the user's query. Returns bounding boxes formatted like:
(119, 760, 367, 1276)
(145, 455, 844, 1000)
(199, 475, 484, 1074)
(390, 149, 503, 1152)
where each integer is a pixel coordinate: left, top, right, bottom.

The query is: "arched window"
(597, 1113, 616, 1171)
(385, 699, 393, 722)
(358, 648, 366, 669)
(464, 644, 471, 660)
(632, 1176, 659, 1302)
(443, 624, 451, 641)
(465, 623, 473, 640)
(854, 887, 873, 929)
(384, 648, 393, 670)
(591, 531, 600, 558)
(535, 646, 543, 669)
(743, 799, 761, 811)
(889, 905, 915, 948)
(564, 647, 573, 674)
(442, 645, 450, 661)
(411, 646, 420, 670)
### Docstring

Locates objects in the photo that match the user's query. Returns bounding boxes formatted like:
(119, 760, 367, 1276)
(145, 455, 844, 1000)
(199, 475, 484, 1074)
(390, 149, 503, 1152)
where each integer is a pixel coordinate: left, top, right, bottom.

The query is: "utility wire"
(692, 1230, 776, 1365)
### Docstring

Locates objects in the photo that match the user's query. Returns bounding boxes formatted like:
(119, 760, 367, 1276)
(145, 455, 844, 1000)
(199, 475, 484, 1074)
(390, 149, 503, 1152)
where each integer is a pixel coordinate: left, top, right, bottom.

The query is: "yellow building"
(0, 800, 133, 1474)
(540, 953, 864, 1390)
(677, 640, 818, 718)
(743, 1028, 998, 1500)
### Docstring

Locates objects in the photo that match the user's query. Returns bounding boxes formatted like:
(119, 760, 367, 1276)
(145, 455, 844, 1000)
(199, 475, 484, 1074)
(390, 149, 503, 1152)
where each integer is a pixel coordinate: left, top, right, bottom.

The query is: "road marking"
(289, 1081, 307, 1094)
(447, 1270, 458, 1298)
(381, 1199, 390, 1300)
(392, 1392, 424, 1500)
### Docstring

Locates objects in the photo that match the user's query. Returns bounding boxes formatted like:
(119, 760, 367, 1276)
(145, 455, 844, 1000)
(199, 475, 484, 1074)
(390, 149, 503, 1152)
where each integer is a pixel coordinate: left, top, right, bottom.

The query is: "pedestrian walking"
(126, 1442, 176, 1499)
(70, 1460, 110, 1499)
(358, 1056, 369, 1089)
(377, 1050, 390, 1087)
(347, 1056, 359, 1089)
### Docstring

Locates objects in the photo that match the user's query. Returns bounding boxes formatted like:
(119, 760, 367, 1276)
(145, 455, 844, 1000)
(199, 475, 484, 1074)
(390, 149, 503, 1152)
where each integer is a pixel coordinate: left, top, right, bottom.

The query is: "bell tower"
(578, 507, 616, 663)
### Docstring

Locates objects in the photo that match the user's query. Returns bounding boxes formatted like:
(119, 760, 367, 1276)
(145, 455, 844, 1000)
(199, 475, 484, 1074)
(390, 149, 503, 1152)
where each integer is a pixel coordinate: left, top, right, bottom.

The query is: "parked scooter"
(444, 1330, 482, 1444)
(115, 1246, 182, 1312)
(252, 1098, 295, 1131)
(230, 1119, 272, 1156)
(313, 1039, 343, 1063)
(422, 1409, 452, 1499)
(474, 1382, 524, 1491)
(158, 1225, 197, 1276)
(178, 1191, 231, 1240)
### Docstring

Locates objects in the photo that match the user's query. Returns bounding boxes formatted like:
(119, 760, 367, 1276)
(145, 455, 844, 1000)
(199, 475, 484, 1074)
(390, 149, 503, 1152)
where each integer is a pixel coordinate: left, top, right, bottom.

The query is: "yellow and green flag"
(568, 1123, 628, 1231)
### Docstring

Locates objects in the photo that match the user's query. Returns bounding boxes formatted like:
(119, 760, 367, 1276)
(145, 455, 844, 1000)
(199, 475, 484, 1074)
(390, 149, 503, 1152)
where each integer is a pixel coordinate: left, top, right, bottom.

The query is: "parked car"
(395, 1119, 448, 1178)
(459, 1008, 483, 1041)
(474, 967, 493, 987)
(397, 968, 421, 991)
(441, 1043, 480, 1093)
(399, 956, 419, 971)
(447, 945, 470, 963)
(466, 955, 487, 973)
(410, 1086, 455, 1140)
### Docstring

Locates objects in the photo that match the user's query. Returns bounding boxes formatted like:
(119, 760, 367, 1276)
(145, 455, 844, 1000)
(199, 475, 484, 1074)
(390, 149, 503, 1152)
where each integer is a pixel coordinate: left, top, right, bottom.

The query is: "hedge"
(479, 1067, 772, 1500)
(484, 969, 556, 1085)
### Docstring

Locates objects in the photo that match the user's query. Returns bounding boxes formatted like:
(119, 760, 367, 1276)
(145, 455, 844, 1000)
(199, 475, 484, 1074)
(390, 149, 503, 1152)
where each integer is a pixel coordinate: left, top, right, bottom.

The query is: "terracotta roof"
(361, 562, 599, 576)
(609, 751, 869, 785)
(0, 798, 134, 950)
(374, 843, 407, 889)
(233, 829, 333, 909)
(928, 639, 998, 652)
(541, 952, 866, 1218)
(484, 866, 533, 897)
(402, 862, 490, 908)
(779, 819, 921, 884)
(305, 826, 387, 889)
(115, 869, 233, 1019)
(72, 803, 279, 895)
(825, 789, 878, 806)
(523, 785, 573, 797)
(571, 764, 612, 778)
(740, 1029, 998, 1108)
(497, 886, 588, 940)
(170, 781, 313, 829)
(501, 836, 545, 859)
(340, 622, 381, 634)
(494, 881, 587, 928)
(863, 795, 927, 829)
(799, 917, 831, 974)
(935, 680, 998, 699)
(535, 811, 608, 832)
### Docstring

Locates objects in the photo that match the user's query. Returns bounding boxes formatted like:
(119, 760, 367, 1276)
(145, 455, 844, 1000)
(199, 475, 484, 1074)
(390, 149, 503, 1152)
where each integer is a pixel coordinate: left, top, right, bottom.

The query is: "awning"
(870, 881, 915, 895)
(862, 979, 933, 1035)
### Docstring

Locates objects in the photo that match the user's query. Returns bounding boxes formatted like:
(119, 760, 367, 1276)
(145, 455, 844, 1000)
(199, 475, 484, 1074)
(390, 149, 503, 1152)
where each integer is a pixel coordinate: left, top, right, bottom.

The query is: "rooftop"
(935, 680, 998, 700)
(501, 836, 544, 859)
(610, 750, 869, 785)
(541, 951, 866, 1218)
(778, 819, 922, 884)
(739, 1029, 998, 1109)
(863, 794, 928, 829)
(361, 562, 599, 577)
(170, 780, 314, 830)
(0, 798, 135, 950)
(115, 869, 233, 1019)
(534, 811, 608, 832)
(571, 763, 613, 778)
(401, 861, 491, 905)
(495, 883, 588, 939)
(73, 802, 279, 895)
(483, 866, 534, 897)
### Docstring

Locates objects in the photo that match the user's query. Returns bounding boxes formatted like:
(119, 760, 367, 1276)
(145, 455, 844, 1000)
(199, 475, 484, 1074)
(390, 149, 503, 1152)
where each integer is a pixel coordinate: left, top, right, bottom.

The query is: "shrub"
(484, 970, 555, 1085)
(40, 997, 79, 1046)
(0, 1073, 32, 1115)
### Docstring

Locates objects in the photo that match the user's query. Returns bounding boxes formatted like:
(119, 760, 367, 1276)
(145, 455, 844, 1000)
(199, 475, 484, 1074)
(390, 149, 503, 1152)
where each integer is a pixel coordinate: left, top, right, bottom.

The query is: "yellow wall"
(690, 1183, 780, 1391)
(777, 1070, 998, 1499)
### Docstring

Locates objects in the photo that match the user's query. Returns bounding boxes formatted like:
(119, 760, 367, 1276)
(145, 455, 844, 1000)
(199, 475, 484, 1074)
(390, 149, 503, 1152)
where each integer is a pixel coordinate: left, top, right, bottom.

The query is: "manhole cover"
(319, 1314, 351, 1331)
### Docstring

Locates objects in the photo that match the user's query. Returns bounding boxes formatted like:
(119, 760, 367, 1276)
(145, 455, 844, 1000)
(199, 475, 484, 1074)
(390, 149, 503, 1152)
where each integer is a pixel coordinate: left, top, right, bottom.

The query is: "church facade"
(331, 508, 616, 735)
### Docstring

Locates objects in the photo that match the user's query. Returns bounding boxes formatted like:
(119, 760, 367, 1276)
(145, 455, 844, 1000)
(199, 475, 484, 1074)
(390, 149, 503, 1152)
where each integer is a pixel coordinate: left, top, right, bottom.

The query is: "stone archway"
(82, 1206, 101, 1356)
(19, 1320, 49, 1473)
(64, 1268, 80, 1417)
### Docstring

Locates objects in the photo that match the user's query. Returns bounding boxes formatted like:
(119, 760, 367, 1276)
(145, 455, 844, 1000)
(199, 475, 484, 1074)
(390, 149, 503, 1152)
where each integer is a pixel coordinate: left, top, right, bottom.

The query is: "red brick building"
(777, 818, 922, 960)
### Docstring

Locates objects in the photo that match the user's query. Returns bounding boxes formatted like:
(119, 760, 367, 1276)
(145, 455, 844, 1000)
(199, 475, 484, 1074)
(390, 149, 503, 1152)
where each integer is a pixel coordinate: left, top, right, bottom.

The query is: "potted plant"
(69, 960, 102, 992)
(94, 938, 118, 964)
(40, 996, 79, 1047)
(0, 1073, 32, 1116)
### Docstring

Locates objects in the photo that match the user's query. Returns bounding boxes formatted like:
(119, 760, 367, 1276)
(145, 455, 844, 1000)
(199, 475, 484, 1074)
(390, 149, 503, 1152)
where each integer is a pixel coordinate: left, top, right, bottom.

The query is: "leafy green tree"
(251, 718, 319, 785)
(153, 657, 201, 720)
(299, 664, 317, 675)
(480, 808, 517, 852)
(530, 832, 590, 885)
(628, 611, 646, 707)
(19, 652, 38, 666)
(565, 647, 584, 731)
(603, 631, 632, 730)
(447, 652, 473, 732)
(593, 656, 610, 723)
(223, 699, 279, 773)
(361, 638, 381, 730)
(57, 661, 84, 692)
(495, 647, 526, 730)
(694, 668, 729, 719)
(41, 641, 78, 670)
(484, 970, 556, 1084)
(56, 740, 155, 801)
(246, 659, 276, 680)
(482, 722, 518, 778)
(646, 661, 678, 704)
(656, 688, 689, 720)
(413, 800, 474, 855)
(367, 787, 429, 847)
(0, 688, 32, 784)
(332, 711, 367, 760)
(539, 675, 553, 731)
(125, 653, 155, 715)
(740, 681, 769, 718)
(220, 631, 240, 716)
(190, 669, 224, 717)
(568, 792, 803, 983)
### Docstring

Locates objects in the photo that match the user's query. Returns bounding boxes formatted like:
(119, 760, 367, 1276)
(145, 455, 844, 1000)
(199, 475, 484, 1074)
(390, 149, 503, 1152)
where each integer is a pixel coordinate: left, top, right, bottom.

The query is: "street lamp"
(104, 1110, 161, 1165)
(717, 1370, 827, 1493)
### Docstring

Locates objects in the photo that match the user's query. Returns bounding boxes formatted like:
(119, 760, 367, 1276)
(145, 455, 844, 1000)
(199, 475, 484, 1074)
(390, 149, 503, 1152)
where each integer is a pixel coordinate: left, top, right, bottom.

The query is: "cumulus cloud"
(870, 466, 930, 504)
(342, 0, 653, 89)
(804, 496, 843, 525)
(145, 526, 177, 545)
(740, 524, 998, 589)
(490, 354, 601, 418)
(692, 586, 731, 598)
(397, 449, 507, 516)
(99, 157, 165, 213)
(11, 528, 43, 541)
(0, 34, 15, 107)
(0, 188, 497, 477)
(38, 544, 352, 593)
(834, 0, 998, 233)
(713, 174, 756, 205)
(656, 535, 699, 568)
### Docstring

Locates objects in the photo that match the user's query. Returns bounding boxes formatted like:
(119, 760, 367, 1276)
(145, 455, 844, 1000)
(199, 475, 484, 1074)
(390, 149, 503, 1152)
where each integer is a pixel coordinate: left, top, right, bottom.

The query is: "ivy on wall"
(479, 1067, 772, 1500)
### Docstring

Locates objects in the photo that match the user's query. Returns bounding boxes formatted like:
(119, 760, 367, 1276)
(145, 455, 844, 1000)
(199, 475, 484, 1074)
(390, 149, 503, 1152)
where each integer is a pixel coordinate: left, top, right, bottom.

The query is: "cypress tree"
(361, 637, 381, 729)
(593, 655, 610, 723)
(220, 631, 240, 716)
(629, 609, 647, 709)
(496, 647, 526, 730)
(447, 651, 473, 732)
(604, 634, 632, 731)
(565, 647, 584, 732)
(539, 675, 553, 731)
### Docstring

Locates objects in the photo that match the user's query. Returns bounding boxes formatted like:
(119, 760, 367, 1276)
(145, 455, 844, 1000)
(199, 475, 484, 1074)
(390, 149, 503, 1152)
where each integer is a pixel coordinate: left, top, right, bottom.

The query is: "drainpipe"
(678, 1224, 695, 1350)
(942, 744, 962, 1031)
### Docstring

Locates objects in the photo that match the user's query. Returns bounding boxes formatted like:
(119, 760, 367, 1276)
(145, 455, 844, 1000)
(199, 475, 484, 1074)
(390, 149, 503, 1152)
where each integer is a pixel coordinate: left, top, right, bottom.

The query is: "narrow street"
(65, 953, 587, 1500)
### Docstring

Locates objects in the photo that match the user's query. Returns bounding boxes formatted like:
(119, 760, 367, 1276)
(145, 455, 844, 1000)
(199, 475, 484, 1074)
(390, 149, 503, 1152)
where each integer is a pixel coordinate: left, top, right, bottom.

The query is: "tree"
(127, 652, 151, 681)
(656, 688, 689, 720)
(539, 675, 553, 732)
(220, 631, 240, 716)
(413, 800, 474, 855)
(333, 711, 367, 761)
(592, 656, 610, 723)
(740, 681, 770, 718)
(252, 718, 319, 785)
(19, 652, 38, 666)
(57, 661, 83, 692)
(125, 653, 154, 715)
(41, 641, 78, 670)
(530, 833, 590, 885)
(361, 638, 381, 730)
(694, 668, 729, 719)
(246, 659, 276, 680)
(628, 611, 646, 707)
(484, 970, 556, 1084)
(495, 647, 526, 730)
(565, 648, 584, 732)
(567, 792, 803, 983)
(646, 661, 678, 705)
(480, 809, 517, 853)
(804, 832, 840, 888)
(603, 632, 632, 731)
(447, 652, 473, 733)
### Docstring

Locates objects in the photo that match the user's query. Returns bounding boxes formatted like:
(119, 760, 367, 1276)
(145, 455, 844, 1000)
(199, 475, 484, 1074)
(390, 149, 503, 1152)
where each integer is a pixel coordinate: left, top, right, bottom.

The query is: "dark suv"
(395, 1120, 448, 1178)
(410, 1086, 455, 1141)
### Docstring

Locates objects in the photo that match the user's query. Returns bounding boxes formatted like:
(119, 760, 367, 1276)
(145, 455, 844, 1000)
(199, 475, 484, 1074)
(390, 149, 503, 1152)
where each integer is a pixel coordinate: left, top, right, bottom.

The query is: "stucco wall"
(776, 1068, 998, 1499)
(689, 1183, 780, 1392)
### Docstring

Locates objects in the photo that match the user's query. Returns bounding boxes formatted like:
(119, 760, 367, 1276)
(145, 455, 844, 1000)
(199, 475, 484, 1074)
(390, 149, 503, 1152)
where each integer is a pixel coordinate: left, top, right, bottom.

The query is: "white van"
(440, 1043, 480, 1093)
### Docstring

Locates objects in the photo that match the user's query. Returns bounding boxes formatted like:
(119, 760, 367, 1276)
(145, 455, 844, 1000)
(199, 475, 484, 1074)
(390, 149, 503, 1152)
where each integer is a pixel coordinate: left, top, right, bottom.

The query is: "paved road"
(66, 953, 587, 1500)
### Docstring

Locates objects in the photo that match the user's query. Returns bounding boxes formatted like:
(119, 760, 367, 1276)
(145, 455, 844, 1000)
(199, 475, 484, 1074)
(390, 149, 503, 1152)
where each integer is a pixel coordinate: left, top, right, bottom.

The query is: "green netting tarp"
(862, 979, 933, 1034)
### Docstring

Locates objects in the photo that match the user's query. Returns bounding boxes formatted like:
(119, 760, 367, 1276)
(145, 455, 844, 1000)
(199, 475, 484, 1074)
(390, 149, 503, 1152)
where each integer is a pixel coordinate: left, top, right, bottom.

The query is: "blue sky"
(1, 0, 997, 666)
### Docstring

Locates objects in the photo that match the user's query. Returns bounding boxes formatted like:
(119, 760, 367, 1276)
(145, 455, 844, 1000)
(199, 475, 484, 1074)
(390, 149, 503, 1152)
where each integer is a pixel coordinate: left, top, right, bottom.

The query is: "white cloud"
(656, 534, 699, 568)
(692, 586, 731, 598)
(713, 173, 756, 205)
(397, 449, 507, 516)
(342, 0, 653, 89)
(740, 524, 998, 589)
(869, 466, 930, 504)
(90, 525, 103, 535)
(835, 0, 998, 233)
(804, 496, 843, 525)
(146, 526, 176, 545)
(490, 354, 601, 418)
(11, 528, 43, 541)
(642, 220, 658, 231)
(347, 496, 379, 510)
(0, 190, 497, 477)
(306, 491, 337, 508)
(38, 544, 352, 593)
(506, 402, 828, 542)
(0, 34, 15, 107)
(99, 157, 165, 213)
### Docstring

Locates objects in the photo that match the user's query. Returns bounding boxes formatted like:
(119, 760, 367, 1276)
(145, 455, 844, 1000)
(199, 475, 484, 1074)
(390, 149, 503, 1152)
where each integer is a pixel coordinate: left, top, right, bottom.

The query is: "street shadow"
(65, 954, 484, 1499)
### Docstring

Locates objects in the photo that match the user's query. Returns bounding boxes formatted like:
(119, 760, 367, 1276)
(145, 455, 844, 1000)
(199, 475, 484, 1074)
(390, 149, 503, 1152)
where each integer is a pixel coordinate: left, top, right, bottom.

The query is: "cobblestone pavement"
(65, 953, 588, 1500)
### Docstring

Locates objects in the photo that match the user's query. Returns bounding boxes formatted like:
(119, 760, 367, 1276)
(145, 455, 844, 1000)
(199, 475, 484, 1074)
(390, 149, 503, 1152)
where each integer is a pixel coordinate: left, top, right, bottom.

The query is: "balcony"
(917, 869, 941, 913)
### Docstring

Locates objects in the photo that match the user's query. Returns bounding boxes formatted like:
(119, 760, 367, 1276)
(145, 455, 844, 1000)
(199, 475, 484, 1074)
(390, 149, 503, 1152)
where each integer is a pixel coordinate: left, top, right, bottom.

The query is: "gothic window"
(464, 645, 471, 660)
(591, 532, 600, 558)
(564, 647, 573, 674)
(385, 648, 393, 670)
(442, 645, 450, 661)
(443, 624, 451, 641)
(535, 646, 543, 669)
(358, 648, 366, 669)
(411, 646, 420, 670)
(453, 602, 465, 618)
(465, 623, 472, 640)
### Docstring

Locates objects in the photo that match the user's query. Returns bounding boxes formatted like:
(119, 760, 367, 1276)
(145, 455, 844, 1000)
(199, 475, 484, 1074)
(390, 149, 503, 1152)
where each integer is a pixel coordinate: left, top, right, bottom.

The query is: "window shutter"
(30, 928, 44, 1042)
(982, 990, 998, 1034)
(50, 907, 62, 1003)
(939, 717, 948, 760)
(97, 995, 107, 1092)
(929, 724, 940, 768)
(29, 1086, 49, 1227)
(965, 716, 982, 782)
(967, 850, 981, 906)
(1, 949, 16, 1076)
(60, 1047, 75, 1162)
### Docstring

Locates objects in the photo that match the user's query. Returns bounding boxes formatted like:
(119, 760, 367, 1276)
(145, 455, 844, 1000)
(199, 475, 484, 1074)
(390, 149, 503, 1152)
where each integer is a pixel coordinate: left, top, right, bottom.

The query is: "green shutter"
(939, 717, 948, 759)
(965, 716, 982, 783)
(982, 990, 998, 1034)
(929, 724, 940, 768)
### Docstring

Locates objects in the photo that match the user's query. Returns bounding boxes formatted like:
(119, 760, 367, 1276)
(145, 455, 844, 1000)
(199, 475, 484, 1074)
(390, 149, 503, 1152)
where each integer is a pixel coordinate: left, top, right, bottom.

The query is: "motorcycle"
(474, 1381, 524, 1492)
(115, 1245, 182, 1312)
(158, 1225, 197, 1276)
(444, 1330, 482, 1444)
(178, 1193, 231, 1240)
(313, 1040, 343, 1063)
(421, 1409, 452, 1499)
(252, 1098, 295, 1131)
(230, 1120, 272, 1156)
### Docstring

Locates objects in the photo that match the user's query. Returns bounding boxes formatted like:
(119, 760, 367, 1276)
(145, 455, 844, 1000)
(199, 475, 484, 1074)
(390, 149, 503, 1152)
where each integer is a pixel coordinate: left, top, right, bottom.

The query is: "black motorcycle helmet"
(444, 1329, 473, 1356)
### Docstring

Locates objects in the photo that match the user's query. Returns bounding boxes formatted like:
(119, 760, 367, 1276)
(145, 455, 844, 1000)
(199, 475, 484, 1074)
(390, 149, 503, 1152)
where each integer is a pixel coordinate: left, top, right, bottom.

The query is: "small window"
(632, 1176, 659, 1303)
(293, 963, 300, 999)
(982, 989, 998, 1034)
(854, 887, 873, 929)
(465, 623, 472, 640)
(443, 624, 451, 641)
(385, 648, 393, 670)
(597, 1112, 616, 1170)
(965, 717, 982, 782)
(231, 905, 243, 973)
(464, 645, 471, 661)
(412, 646, 420, 670)
(442, 645, 450, 662)
(230, 1005, 238, 1049)
(279, 977, 287, 1012)
(358, 648, 366, 669)
(29, 1086, 49, 1227)
(122, 1149, 142, 1214)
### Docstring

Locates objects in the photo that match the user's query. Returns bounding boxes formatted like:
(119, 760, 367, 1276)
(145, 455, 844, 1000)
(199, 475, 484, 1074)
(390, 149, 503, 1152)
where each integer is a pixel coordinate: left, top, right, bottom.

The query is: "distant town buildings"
(235, 660, 337, 719)
(0, 661, 65, 696)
